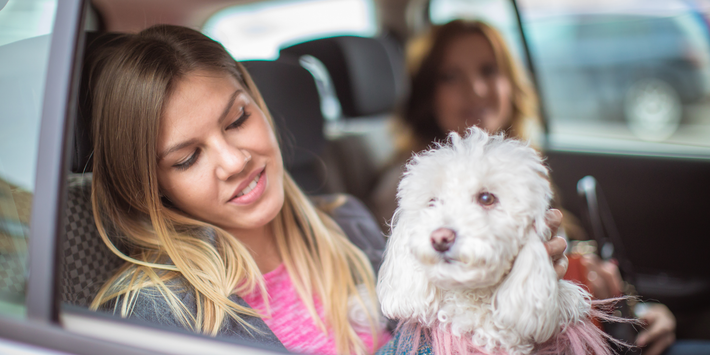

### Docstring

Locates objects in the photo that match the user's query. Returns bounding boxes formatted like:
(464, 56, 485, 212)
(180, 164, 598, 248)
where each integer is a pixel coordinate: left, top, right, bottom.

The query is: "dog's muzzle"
(431, 227, 456, 252)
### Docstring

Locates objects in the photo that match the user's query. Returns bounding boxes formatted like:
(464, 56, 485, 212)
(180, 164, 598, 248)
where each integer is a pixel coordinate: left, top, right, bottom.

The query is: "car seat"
(241, 60, 331, 194)
(279, 34, 406, 204)
(62, 31, 128, 306)
(281, 35, 404, 119)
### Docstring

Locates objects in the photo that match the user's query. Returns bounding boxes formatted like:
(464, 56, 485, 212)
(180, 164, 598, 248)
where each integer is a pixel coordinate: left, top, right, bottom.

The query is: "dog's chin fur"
(377, 127, 611, 355)
(425, 262, 508, 290)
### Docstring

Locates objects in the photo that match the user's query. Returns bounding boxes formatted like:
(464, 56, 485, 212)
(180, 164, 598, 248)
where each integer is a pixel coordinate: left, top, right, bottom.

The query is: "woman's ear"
(376, 219, 437, 325)
(493, 236, 560, 343)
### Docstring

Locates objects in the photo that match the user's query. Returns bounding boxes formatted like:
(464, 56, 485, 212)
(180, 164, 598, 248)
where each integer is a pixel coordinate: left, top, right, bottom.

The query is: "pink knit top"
(241, 264, 390, 354)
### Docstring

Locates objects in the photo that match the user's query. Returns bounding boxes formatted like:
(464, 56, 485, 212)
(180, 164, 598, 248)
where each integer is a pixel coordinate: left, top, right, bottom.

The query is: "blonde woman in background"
(369, 19, 681, 355)
(370, 20, 541, 235)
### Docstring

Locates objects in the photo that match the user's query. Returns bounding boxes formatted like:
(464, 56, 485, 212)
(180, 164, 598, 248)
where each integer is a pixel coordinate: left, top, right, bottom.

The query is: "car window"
(0, 0, 58, 319)
(203, 0, 378, 60)
(429, 0, 529, 69)
(519, 0, 710, 155)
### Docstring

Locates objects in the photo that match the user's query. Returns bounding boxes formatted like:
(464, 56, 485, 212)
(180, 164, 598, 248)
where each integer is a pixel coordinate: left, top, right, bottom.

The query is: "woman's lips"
(229, 167, 267, 205)
(461, 108, 489, 122)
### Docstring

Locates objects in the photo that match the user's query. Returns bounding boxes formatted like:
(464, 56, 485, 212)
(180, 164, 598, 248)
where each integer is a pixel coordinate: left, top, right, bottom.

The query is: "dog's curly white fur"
(377, 127, 595, 355)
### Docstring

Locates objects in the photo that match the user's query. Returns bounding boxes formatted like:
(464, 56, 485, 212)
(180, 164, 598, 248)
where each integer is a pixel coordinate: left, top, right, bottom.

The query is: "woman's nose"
(215, 140, 250, 181)
(470, 76, 488, 98)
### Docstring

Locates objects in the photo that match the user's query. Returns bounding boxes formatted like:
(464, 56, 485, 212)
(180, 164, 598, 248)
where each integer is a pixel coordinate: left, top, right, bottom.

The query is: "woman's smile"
(229, 167, 267, 205)
(460, 107, 489, 124)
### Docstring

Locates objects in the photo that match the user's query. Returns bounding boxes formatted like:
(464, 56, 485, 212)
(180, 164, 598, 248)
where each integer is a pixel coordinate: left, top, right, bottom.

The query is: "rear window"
(429, 0, 528, 66)
(203, 0, 378, 60)
(519, 0, 710, 155)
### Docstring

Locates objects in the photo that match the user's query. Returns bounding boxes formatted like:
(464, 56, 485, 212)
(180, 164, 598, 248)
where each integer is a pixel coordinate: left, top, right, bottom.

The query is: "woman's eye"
(227, 107, 251, 130)
(481, 64, 499, 78)
(174, 149, 201, 171)
(438, 71, 460, 84)
(476, 192, 497, 207)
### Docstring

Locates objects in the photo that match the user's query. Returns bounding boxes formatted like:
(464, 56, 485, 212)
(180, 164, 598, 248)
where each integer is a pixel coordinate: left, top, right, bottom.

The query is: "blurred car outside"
(524, 9, 710, 141)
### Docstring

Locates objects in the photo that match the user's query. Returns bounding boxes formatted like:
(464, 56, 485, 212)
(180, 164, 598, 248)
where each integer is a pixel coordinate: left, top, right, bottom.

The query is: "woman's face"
(433, 33, 513, 136)
(156, 70, 284, 236)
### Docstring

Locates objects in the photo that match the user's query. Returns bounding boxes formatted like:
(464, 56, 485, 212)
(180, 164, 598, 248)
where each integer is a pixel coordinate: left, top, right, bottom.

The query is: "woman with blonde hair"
(403, 19, 539, 150)
(370, 20, 542, 233)
(87, 23, 567, 354)
(88, 25, 386, 355)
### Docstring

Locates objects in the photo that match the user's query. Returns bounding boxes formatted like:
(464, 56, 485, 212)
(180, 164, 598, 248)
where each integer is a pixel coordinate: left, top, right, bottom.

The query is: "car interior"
(2, 0, 710, 353)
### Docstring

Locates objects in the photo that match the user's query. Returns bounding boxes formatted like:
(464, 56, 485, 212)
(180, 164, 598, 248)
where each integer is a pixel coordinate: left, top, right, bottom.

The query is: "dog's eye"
(428, 198, 438, 207)
(476, 192, 497, 207)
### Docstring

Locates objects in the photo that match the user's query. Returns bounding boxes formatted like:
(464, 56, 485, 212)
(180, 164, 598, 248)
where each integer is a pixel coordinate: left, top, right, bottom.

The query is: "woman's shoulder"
(371, 160, 406, 202)
(312, 194, 386, 272)
(314, 193, 377, 221)
(368, 157, 408, 234)
(97, 273, 284, 350)
(96, 275, 196, 328)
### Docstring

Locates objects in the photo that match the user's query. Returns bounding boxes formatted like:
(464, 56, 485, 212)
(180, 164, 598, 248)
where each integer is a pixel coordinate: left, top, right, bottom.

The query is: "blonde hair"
(396, 19, 540, 154)
(88, 25, 379, 354)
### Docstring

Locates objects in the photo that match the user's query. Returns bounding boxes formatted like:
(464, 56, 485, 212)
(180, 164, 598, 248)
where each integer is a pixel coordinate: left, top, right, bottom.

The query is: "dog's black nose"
(431, 228, 456, 252)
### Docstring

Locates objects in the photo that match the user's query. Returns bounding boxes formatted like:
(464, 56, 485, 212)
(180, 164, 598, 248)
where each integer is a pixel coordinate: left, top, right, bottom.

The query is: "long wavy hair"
(395, 19, 540, 154)
(88, 25, 379, 354)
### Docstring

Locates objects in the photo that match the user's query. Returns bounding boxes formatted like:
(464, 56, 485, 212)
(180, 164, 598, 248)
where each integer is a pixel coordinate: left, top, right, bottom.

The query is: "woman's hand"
(578, 254, 623, 299)
(636, 303, 676, 355)
(543, 209, 568, 280)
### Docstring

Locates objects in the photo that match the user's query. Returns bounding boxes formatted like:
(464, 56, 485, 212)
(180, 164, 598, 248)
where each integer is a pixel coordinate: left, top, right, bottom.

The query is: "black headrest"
(242, 60, 325, 170)
(280, 36, 402, 118)
(72, 32, 127, 173)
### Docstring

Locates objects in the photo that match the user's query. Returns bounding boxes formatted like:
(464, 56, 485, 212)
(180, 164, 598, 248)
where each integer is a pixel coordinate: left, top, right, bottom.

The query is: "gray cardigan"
(101, 195, 386, 352)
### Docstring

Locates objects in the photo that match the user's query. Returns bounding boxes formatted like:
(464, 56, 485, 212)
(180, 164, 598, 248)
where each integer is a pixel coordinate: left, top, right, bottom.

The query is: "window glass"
(429, 0, 528, 68)
(519, 0, 710, 154)
(203, 0, 378, 60)
(0, 0, 58, 318)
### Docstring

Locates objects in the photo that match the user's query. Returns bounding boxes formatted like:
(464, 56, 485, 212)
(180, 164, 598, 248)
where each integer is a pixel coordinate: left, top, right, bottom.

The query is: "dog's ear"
(493, 236, 560, 343)
(376, 223, 437, 325)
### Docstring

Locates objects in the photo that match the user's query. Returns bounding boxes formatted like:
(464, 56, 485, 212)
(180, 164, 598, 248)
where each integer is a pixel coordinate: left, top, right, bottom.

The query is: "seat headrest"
(242, 60, 325, 171)
(72, 32, 127, 173)
(280, 36, 401, 118)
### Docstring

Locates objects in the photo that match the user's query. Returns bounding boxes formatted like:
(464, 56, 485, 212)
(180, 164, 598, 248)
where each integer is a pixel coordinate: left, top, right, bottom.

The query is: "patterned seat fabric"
(61, 173, 124, 306)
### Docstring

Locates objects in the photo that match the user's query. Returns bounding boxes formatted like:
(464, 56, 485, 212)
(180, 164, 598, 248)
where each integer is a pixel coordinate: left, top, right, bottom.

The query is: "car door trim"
(27, 0, 87, 323)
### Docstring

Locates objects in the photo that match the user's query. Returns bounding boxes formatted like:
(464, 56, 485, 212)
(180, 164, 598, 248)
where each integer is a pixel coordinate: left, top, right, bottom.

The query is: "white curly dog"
(376, 127, 615, 355)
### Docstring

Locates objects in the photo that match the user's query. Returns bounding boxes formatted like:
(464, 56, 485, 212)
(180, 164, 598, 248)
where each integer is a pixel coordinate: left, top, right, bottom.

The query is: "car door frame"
(0, 0, 283, 353)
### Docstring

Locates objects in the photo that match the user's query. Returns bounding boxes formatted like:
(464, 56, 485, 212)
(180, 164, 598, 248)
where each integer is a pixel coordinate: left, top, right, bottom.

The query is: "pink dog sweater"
(241, 263, 389, 354)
